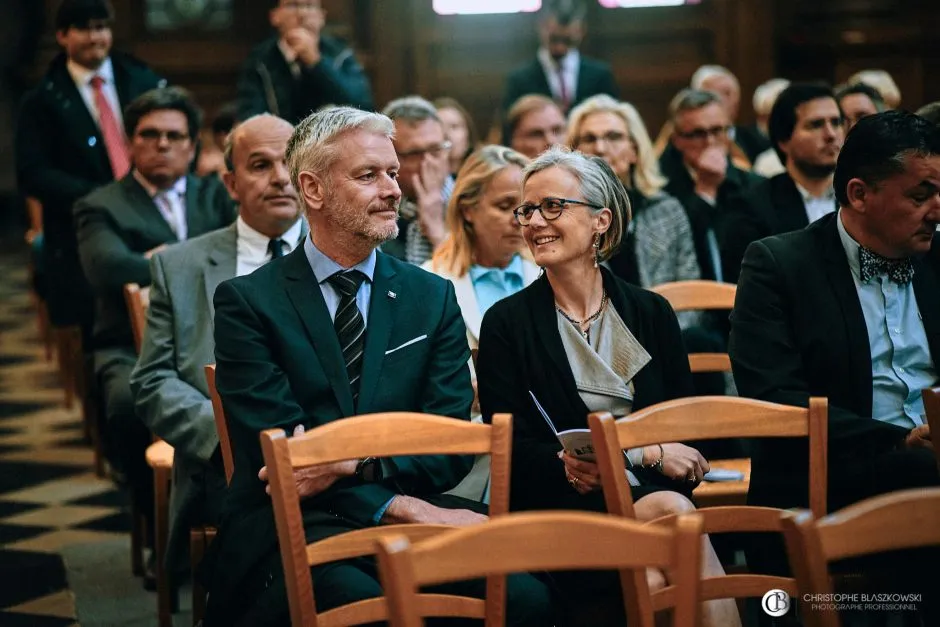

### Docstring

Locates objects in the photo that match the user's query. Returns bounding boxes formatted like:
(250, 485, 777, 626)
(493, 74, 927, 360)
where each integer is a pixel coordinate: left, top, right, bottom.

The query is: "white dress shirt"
(235, 216, 305, 277)
(133, 171, 188, 240)
(795, 182, 837, 224)
(67, 57, 124, 128)
(537, 47, 579, 105)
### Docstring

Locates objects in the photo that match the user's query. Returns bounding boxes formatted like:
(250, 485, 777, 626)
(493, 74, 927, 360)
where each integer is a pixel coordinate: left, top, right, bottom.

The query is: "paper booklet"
(529, 391, 596, 462)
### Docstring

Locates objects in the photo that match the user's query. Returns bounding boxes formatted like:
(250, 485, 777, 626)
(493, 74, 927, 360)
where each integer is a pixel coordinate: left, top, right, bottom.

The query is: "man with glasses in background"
(380, 96, 455, 265)
(659, 88, 762, 283)
(237, 0, 373, 124)
(74, 87, 234, 582)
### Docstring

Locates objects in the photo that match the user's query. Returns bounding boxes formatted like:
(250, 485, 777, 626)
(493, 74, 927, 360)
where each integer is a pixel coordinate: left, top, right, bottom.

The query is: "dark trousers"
(223, 554, 554, 627)
(96, 347, 154, 522)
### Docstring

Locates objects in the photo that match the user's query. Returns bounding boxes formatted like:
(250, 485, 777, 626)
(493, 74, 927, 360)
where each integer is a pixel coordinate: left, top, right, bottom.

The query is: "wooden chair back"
(781, 488, 940, 627)
(260, 412, 513, 627)
(589, 396, 828, 612)
(651, 281, 736, 373)
(123, 283, 150, 355)
(921, 387, 940, 472)
(376, 510, 704, 627)
(204, 364, 234, 485)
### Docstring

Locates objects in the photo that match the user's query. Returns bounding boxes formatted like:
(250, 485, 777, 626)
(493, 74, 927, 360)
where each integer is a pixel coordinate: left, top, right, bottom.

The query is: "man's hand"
(284, 25, 322, 67)
(258, 424, 358, 499)
(380, 495, 488, 526)
(559, 451, 602, 495)
(412, 152, 450, 246)
(653, 443, 710, 484)
(144, 243, 167, 260)
(692, 146, 728, 199)
(905, 424, 933, 451)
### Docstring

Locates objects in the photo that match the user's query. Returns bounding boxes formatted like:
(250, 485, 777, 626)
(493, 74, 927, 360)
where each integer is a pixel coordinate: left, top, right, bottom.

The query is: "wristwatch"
(355, 457, 383, 483)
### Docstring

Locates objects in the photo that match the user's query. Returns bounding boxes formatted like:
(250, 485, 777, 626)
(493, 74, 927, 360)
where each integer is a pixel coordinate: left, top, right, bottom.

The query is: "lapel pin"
(387, 291, 397, 299)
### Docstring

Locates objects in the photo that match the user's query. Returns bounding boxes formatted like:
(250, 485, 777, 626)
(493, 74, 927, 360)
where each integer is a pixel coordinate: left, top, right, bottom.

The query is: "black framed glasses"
(674, 125, 731, 142)
(513, 197, 603, 226)
(396, 140, 453, 161)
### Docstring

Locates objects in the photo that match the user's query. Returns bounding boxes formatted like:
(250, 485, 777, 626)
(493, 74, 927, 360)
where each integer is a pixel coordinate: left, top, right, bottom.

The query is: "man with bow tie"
(730, 110, 940, 573)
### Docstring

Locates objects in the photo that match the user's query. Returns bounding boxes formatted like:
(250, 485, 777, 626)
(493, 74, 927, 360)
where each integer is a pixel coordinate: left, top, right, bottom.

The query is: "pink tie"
(90, 75, 131, 179)
(557, 65, 570, 111)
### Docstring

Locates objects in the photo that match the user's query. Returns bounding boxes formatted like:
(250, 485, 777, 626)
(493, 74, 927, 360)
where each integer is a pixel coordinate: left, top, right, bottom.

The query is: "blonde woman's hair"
(430, 145, 530, 276)
(567, 94, 667, 197)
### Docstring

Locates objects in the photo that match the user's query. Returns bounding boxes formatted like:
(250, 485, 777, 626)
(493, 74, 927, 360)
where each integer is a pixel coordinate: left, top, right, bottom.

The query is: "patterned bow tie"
(858, 246, 915, 285)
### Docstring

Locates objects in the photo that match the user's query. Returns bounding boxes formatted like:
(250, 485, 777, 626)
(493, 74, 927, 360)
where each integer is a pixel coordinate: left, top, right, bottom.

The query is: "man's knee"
(312, 562, 383, 613)
(505, 572, 554, 626)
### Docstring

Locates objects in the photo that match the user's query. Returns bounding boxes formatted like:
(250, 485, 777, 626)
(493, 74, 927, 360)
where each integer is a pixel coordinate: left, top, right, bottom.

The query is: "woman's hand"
(653, 443, 710, 484)
(559, 451, 602, 495)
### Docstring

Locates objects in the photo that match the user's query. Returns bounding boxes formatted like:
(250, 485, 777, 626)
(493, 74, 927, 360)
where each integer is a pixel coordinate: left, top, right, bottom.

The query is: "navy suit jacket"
(501, 55, 619, 112)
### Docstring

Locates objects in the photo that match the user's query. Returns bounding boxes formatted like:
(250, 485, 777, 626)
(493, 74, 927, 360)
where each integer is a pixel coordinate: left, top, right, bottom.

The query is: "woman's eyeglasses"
(513, 197, 603, 226)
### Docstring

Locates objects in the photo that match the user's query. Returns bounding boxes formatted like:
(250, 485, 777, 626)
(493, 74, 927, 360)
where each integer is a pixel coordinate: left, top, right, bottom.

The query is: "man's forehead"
(677, 103, 726, 126)
(902, 153, 940, 182)
(393, 119, 443, 142)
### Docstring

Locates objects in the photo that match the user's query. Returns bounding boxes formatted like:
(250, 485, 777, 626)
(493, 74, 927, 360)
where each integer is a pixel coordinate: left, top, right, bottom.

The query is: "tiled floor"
(0, 244, 133, 626)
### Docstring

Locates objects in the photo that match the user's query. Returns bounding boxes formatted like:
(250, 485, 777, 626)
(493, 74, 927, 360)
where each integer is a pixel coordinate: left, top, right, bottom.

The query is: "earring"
(593, 234, 601, 268)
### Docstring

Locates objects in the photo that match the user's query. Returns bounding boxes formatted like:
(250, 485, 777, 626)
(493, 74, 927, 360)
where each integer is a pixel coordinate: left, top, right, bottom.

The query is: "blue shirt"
(837, 213, 935, 428)
(468, 254, 525, 317)
(303, 236, 376, 324)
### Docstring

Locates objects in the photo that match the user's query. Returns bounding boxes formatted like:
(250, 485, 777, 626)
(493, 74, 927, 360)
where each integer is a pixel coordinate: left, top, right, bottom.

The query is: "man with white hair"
(750, 78, 791, 177)
(691, 64, 769, 162)
(201, 106, 552, 625)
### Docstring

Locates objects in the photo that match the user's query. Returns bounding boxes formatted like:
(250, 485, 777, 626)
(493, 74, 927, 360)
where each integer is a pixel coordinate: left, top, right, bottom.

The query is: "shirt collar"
(794, 181, 836, 202)
(133, 170, 187, 198)
(836, 209, 863, 282)
(538, 47, 579, 73)
(236, 215, 305, 252)
(468, 254, 524, 282)
(67, 56, 114, 88)
(303, 235, 377, 285)
(277, 38, 298, 65)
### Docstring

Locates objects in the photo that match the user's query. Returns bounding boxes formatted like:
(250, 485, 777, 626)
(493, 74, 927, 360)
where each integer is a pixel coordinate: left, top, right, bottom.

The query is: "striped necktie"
(327, 270, 367, 407)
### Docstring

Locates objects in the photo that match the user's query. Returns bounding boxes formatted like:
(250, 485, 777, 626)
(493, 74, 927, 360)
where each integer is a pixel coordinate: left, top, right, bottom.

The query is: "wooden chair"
(922, 387, 940, 472)
(781, 488, 940, 627)
(589, 396, 828, 616)
(650, 280, 736, 374)
(145, 439, 177, 627)
(376, 510, 705, 627)
(261, 412, 513, 627)
(123, 283, 150, 355)
(204, 364, 234, 483)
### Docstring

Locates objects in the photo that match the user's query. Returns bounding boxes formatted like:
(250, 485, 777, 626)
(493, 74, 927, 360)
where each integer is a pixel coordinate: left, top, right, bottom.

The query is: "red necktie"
(90, 75, 131, 179)
(557, 65, 570, 110)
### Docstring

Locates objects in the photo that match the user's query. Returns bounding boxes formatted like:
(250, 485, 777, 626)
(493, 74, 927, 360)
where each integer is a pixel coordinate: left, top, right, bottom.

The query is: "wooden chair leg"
(54, 328, 75, 409)
(155, 466, 173, 627)
(191, 527, 210, 626)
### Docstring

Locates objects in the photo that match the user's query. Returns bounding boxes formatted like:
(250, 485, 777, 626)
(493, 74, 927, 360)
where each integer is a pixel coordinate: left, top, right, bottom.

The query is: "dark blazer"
(204, 246, 473, 621)
(477, 268, 695, 514)
(501, 55, 619, 112)
(15, 52, 164, 327)
(729, 213, 940, 511)
(74, 173, 235, 351)
(659, 144, 763, 282)
(236, 35, 373, 125)
(720, 173, 837, 283)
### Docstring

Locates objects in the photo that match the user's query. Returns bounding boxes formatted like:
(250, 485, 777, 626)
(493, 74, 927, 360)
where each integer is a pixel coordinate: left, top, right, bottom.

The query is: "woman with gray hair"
(477, 147, 740, 626)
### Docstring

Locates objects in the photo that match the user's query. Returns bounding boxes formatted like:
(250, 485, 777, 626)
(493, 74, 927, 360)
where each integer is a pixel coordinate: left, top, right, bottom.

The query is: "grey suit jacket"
(130, 224, 237, 572)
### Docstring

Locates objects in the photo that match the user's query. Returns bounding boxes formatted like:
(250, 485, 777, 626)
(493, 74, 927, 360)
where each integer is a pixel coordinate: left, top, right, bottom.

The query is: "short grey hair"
(669, 88, 724, 123)
(381, 96, 441, 124)
(752, 78, 791, 117)
(286, 106, 395, 189)
(690, 65, 738, 90)
(522, 146, 628, 262)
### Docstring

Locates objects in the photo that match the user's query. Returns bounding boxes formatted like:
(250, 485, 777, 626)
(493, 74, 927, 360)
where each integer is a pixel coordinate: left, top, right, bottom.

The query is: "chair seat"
(146, 440, 175, 470)
(694, 458, 750, 507)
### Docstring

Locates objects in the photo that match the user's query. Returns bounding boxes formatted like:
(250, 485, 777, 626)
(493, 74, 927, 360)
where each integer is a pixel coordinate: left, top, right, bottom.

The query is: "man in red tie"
(15, 0, 164, 342)
(501, 0, 619, 116)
